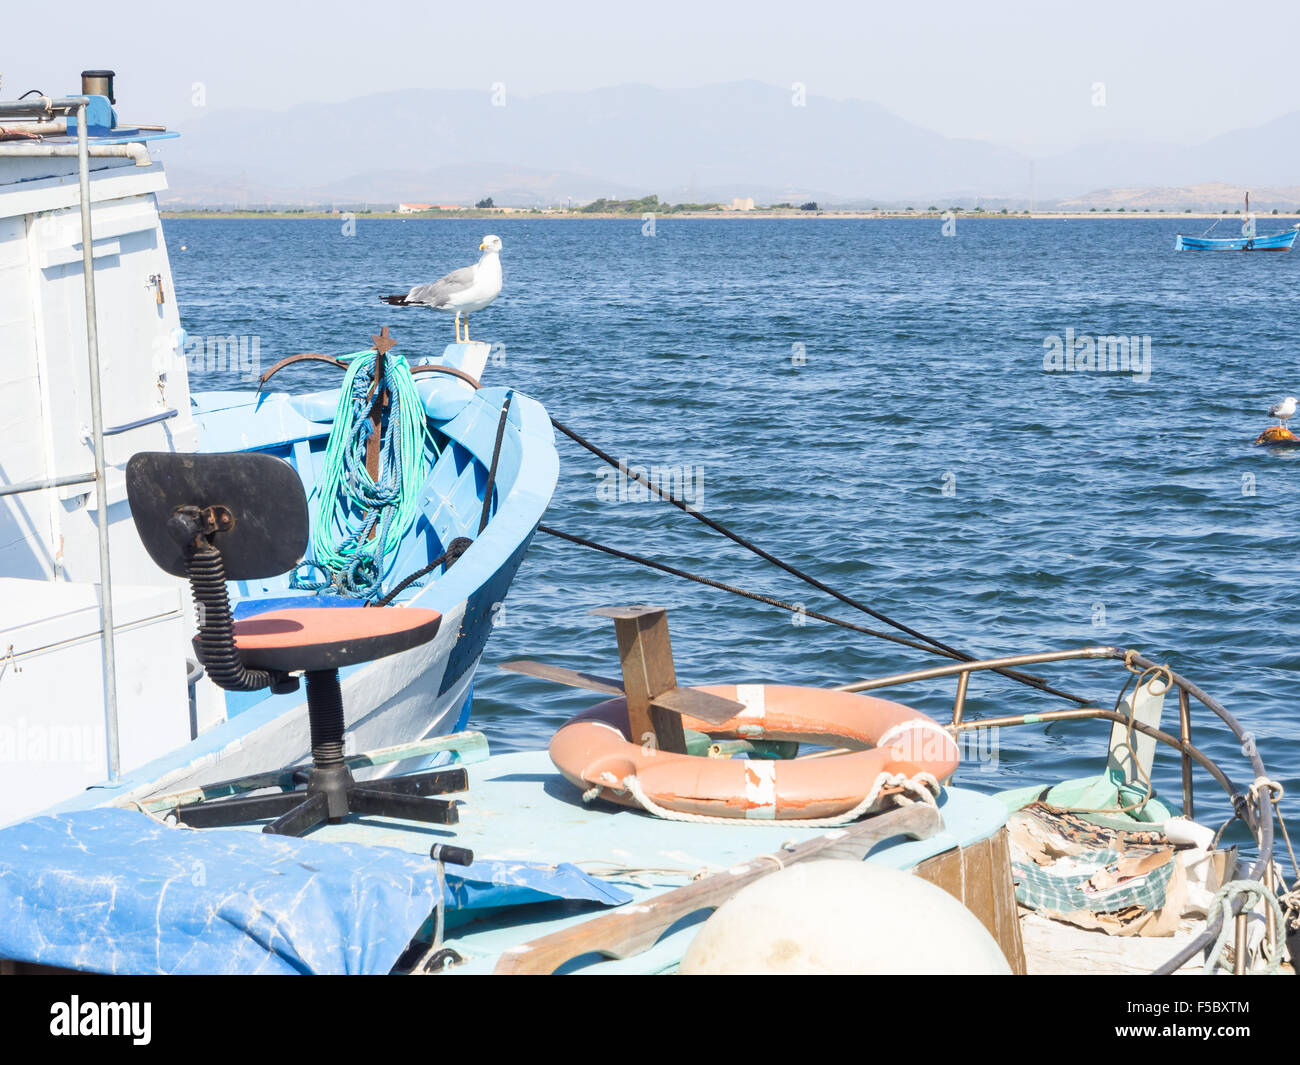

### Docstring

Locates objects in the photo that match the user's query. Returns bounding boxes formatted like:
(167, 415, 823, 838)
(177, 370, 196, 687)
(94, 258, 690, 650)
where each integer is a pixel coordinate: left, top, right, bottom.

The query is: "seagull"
(1269, 396, 1297, 428)
(380, 235, 503, 343)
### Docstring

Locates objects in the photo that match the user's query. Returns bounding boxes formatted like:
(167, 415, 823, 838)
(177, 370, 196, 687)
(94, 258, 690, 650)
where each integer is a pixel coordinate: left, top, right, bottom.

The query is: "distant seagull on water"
(1269, 395, 1297, 428)
(380, 235, 502, 342)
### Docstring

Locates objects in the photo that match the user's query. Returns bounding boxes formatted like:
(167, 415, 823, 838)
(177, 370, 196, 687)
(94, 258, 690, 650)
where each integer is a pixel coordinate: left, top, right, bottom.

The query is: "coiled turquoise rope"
(300, 349, 433, 599)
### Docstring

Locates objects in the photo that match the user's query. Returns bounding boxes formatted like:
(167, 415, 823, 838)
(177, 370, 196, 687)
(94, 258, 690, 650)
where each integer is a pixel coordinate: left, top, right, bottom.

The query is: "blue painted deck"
(317, 749, 1009, 974)
(4, 736, 1007, 974)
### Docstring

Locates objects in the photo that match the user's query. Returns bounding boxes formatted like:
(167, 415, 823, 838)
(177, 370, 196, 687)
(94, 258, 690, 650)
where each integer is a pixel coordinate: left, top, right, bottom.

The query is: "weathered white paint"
(0, 147, 202, 821)
(742, 759, 778, 819)
(735, 683, 766, 718)
(0, 577, 190, 823)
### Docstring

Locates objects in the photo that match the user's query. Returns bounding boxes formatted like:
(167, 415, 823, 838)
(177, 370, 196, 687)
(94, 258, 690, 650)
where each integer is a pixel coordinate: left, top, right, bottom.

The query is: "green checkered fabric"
(1013, 847, 1174, 915)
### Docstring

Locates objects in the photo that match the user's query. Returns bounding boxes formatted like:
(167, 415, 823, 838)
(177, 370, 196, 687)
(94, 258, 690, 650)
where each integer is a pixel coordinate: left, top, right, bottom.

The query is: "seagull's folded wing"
(406, 265, 476, 307)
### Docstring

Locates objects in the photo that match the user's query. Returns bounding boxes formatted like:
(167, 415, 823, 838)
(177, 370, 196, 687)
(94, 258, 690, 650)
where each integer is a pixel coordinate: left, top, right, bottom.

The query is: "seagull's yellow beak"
(479, 241, 486, 250)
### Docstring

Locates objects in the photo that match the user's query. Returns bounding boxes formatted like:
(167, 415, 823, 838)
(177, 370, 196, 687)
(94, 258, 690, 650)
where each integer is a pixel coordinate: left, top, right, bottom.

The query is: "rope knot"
(1204, 879, 1286, 975)
(1250, 777, 1285, 804)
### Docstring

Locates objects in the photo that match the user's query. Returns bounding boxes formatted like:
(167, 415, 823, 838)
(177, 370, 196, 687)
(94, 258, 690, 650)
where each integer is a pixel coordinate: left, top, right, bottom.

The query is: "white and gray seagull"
(1269, 395, 1297, 428)
(380, 234, 503, 342)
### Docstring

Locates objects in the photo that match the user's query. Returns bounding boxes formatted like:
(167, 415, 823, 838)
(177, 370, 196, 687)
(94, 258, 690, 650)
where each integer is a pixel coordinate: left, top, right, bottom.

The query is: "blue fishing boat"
(1175, 192, 1299, 250)
(1174, 229, 1298, 251)
(0, 72, 557, 825)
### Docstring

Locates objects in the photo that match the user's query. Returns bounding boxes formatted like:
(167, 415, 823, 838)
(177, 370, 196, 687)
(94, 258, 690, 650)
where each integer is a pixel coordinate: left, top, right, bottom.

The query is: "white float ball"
(679, 859, 1011, 975)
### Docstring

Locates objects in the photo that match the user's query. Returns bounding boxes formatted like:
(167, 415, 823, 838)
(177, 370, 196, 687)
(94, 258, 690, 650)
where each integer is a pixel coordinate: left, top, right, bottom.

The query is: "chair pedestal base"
(173, 763, 466, 836)
(170, 668, 467, 837)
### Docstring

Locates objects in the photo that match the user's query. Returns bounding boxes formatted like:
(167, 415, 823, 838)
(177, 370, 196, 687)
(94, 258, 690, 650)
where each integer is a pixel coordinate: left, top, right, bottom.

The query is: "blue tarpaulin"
(0, 810, 629, 974)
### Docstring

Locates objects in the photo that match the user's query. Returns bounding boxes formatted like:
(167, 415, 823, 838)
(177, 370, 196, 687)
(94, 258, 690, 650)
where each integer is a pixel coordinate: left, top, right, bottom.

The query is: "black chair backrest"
(126, 451, 310, 580)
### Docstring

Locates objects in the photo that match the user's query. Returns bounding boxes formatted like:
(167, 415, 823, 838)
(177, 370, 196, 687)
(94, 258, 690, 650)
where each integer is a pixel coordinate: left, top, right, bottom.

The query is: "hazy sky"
(2, 0, 1293, 154)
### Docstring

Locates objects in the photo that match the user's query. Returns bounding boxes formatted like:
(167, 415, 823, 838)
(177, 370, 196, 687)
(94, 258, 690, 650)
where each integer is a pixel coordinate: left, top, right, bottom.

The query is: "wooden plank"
(363, 328, 399, 488)
(499, 660, 625, 696)
(499, 659, 742, 727)
(593, 605, 687, 754)
(649, 685, 744, 726)
(962, 834, 996, 938)
(1107, 677, 1165, 787)
(988, 828, 1027, 975)
(913, 841, 964, 901)
(914, 828, 1026, 974)
(493, 804, 942, 974)
(364, 351, 388, 484)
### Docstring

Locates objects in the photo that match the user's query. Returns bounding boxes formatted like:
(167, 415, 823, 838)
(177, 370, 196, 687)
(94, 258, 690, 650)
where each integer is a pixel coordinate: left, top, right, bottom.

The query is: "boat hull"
(1174, 229, 1298, 251)
(18, 381, 558, 821)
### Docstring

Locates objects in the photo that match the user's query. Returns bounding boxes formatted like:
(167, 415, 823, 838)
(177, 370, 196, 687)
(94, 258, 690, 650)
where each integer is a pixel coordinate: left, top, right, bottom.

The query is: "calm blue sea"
(167, 216, 1300, 841)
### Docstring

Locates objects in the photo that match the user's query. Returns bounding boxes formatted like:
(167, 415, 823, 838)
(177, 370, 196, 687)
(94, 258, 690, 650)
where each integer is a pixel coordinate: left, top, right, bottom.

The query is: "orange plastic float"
(549, 683, 961, 823)
(1254, 425, 1300, 448)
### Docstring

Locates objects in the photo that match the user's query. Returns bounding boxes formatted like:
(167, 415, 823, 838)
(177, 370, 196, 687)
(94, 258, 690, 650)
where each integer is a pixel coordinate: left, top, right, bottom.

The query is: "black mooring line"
(479, 391, 514, 534)
(546, 418, 1091, 706)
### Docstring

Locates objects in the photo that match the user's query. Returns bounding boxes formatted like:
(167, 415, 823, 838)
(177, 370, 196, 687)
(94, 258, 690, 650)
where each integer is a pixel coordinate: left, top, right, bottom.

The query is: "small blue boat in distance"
(1175, 191, 1299, 250)
(1175, 229, 1298, 251)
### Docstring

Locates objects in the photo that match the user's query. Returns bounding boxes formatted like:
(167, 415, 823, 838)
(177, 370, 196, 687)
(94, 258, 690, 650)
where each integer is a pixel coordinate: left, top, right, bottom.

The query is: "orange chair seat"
(212, 607, 442, 673)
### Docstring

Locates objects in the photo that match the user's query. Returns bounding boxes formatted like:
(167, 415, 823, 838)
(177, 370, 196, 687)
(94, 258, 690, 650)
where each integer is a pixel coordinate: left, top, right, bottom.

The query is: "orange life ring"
(548, 684, 960, 821)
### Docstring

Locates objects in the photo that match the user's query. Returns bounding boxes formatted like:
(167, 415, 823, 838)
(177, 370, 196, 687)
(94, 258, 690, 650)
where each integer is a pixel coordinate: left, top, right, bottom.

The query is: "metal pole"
(76, 101, 120, 782)
(951, 669, 971, 726)
(1178, 686, 1194, 818)
(0, 143, 152, 166)
(949, 706, 1238, 798)
(0, 471, 97, 498)
(838, 646, 1116, 693)
(1264, 861, 1277, 960)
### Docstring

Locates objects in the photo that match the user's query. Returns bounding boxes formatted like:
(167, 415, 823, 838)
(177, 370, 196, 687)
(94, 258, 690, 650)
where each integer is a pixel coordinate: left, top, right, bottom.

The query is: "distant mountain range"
(1054, 181, 1300, 212)
(155, 82, 1300, 210)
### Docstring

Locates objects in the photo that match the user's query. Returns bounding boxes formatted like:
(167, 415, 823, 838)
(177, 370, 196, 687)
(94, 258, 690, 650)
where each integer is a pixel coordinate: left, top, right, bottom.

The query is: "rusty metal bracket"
(255, 352, 348, 394)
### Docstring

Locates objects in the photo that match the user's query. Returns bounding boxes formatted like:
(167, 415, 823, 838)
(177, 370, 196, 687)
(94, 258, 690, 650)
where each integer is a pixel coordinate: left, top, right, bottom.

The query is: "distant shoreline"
(160, 210, 1300, 222)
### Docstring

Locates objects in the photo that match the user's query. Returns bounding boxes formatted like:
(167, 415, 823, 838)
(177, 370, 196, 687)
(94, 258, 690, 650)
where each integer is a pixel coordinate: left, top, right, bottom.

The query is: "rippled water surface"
(168, 216, 1300, 840)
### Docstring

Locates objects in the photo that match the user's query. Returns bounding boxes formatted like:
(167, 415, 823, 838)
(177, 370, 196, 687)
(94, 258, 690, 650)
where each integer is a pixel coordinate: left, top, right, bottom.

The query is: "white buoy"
(679, 860, 1012, 975)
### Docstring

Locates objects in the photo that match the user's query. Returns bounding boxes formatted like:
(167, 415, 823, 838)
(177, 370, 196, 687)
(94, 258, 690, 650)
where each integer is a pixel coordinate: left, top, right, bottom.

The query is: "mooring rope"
(1203, 879, 1286, 974)
(539, 524, 960, 659)
(370, 537, 473, 608)
(480, 391, 514, 533)
(544, 419, 1092, 705)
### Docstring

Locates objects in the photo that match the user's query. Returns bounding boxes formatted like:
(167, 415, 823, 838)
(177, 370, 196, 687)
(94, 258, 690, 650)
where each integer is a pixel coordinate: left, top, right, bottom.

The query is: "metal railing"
(838, 645, 1287, 974)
